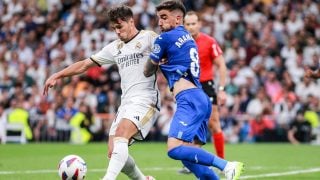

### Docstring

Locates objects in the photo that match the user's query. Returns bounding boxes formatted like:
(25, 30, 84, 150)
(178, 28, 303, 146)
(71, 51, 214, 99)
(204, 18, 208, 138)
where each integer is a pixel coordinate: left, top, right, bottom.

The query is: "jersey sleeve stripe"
(90, 56, 102, 67)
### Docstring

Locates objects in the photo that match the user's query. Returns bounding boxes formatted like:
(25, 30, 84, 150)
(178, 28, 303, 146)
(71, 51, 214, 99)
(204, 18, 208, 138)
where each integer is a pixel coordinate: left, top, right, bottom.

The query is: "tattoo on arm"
(144, 60, 158, 77)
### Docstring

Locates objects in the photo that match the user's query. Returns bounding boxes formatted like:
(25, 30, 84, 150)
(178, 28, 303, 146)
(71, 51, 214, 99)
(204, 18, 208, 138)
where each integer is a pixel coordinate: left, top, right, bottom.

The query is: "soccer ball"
(58, 155, 87, 180)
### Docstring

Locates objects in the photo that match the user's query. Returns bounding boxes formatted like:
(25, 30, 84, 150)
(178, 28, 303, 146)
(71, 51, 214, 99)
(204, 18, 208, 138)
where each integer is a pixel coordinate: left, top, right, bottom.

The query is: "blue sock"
(182, 160, 220, 180)
(212, 155, 228, 171)
(168, 145, 227, 171)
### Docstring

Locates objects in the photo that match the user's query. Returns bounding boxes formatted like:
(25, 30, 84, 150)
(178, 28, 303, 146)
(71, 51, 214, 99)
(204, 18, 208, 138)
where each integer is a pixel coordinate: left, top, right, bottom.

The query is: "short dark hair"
(107, 5, 133, 23)
(156, 0, 186, 17)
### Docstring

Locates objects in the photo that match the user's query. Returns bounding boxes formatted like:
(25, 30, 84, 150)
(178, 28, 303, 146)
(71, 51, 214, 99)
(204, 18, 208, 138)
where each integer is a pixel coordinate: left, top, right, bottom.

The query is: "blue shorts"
(168, 88, 212, 144)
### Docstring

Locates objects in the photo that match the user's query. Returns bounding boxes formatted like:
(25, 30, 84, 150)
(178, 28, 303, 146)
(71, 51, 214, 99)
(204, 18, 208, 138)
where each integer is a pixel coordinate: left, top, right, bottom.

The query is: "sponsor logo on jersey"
(117, 42, 124, 50)
(179, 121, 188, 126)
(117, 53, 143, 68)
(135, 42, 142, 49)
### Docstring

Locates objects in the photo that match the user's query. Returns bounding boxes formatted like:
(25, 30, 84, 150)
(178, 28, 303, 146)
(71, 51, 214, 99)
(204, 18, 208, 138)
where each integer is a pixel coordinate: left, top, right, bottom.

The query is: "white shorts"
(109, 102, 159, 143)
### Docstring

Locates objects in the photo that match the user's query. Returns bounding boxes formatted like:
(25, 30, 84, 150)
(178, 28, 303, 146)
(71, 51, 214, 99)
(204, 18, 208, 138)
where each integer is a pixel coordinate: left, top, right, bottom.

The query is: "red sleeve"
(211, 38, 223, 59)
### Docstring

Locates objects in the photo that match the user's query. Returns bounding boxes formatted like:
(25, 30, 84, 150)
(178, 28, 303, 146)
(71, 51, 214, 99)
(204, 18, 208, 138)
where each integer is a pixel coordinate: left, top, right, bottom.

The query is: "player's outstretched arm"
(43, 58, 96, 95)
(144, 59, 159, 77)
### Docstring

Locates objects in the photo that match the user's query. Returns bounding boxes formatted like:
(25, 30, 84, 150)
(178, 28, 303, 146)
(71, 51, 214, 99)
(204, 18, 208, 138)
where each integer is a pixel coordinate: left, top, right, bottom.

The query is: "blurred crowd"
(0, 0, 319, 144)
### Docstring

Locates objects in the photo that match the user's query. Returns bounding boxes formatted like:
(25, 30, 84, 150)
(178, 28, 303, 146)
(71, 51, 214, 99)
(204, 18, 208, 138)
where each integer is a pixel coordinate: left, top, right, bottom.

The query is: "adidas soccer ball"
(58, 155, 87, 180)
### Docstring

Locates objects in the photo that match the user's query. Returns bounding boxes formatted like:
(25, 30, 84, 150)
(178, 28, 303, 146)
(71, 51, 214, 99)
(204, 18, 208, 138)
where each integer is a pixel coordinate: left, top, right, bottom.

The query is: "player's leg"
(203, 81, 225, 158)
(107, 135, 144, 179)
(181, 141, 220, 180)
(167, 89, 244, 179)
(209, 104, 225, 158)
(103, 118, 137, 180)
(103, 104, 158, 180)
(121, 154, 146, 180)
(121, 106, 158, 180)
(167, 133, 227, 172)
(179, 84, 225, 174)
(168, 125, 244, 180)
(108, 134, 147, 180)
(182, 160, 219, 180)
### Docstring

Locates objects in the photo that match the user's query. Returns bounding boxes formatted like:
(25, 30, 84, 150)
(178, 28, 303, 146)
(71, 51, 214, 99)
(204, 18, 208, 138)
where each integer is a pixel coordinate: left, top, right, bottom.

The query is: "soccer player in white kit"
(43, 5, 160, 180)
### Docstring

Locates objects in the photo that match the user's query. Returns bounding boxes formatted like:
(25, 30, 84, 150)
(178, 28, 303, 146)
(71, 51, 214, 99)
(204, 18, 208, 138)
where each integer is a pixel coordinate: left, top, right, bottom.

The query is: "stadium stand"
(0, 0, 319, 144)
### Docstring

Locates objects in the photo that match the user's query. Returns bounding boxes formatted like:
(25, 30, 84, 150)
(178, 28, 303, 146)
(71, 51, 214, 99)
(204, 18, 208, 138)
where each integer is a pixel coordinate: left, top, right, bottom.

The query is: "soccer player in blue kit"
(144, 1, 244, 180)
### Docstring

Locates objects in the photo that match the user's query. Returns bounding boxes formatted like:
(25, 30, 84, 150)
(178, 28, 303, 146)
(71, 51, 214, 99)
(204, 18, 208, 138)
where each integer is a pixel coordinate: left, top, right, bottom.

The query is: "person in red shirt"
(184, 11, 227, 159)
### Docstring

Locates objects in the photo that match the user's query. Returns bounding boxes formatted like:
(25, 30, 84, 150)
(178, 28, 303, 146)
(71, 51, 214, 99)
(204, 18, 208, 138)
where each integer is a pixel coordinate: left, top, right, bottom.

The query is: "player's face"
(184, 14, 201, 37)
(111, 18, 134, 42)
(157, 10, 179, 32)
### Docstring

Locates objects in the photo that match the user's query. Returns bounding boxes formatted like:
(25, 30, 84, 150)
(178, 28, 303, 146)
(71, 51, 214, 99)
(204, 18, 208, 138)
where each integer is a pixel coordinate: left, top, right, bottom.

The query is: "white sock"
(121, 155, 145, 180)
(103, 137, 129, 180)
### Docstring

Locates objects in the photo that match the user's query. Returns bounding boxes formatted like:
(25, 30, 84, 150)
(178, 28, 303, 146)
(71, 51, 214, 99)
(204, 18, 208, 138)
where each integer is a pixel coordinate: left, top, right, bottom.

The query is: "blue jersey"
(150, 26, 202, 90)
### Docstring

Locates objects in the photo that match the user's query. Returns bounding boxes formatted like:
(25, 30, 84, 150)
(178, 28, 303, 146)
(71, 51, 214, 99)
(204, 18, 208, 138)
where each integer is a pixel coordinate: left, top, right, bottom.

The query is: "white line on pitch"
(0, 167, 320, 179)
(240, 167, 320, 179)
(0, 167, 181, 175)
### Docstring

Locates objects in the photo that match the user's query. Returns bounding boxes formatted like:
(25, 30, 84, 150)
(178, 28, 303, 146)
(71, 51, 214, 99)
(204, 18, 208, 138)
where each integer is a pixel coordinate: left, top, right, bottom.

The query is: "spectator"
(303, 37, 320, 66)
(286, 11, 304, 36)
(45, 102, 58, 141)
(0, 0, 319, 143)
(250, 47, 275, 71)
(220, 106, 239, 143)
(224, 38, 246, 67)
(264, 69, 283, 103)
(55, 97, 78, 141)
(70, 103, 93, 144)
(295, 76, 319, 102)
(249, 113, 275, 142)
(246, 88, 267, 117)
(288, 110, 314, 144)
(7, 100, 33, 141)
(0, 103, 6, 142)
(157, 105, 174, 141)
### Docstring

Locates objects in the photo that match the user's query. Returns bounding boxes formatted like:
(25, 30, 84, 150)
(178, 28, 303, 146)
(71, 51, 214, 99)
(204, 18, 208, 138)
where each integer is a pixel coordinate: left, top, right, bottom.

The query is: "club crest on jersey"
(117, 42, 124, 50)
(152, 44, 161, 54)
(117, 42, 124, 49)
(135, 42, 142, 49)
(116, 42, 124, 55)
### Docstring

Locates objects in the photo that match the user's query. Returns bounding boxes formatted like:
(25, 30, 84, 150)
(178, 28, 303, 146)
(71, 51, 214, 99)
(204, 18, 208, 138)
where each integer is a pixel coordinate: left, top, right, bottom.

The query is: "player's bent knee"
(167, 137, 184, 151)
(114, 119, 138, 139)
(167, 146, 182, 160)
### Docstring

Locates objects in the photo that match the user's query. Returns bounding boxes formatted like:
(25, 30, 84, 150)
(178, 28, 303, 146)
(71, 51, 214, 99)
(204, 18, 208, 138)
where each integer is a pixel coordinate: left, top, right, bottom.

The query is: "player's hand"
(217, 90, 226, 106)
(43, 74, 59, 96)
(159, 58, 168, 65)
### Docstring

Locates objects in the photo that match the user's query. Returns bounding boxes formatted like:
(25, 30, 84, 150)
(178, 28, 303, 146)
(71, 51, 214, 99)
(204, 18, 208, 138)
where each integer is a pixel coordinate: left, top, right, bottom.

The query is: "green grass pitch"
(0, 143, 319, 180)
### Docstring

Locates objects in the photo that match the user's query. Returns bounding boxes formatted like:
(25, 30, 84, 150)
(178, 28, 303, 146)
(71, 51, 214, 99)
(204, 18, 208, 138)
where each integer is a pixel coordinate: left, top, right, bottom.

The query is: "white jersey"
(91, 30, 160, 109)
